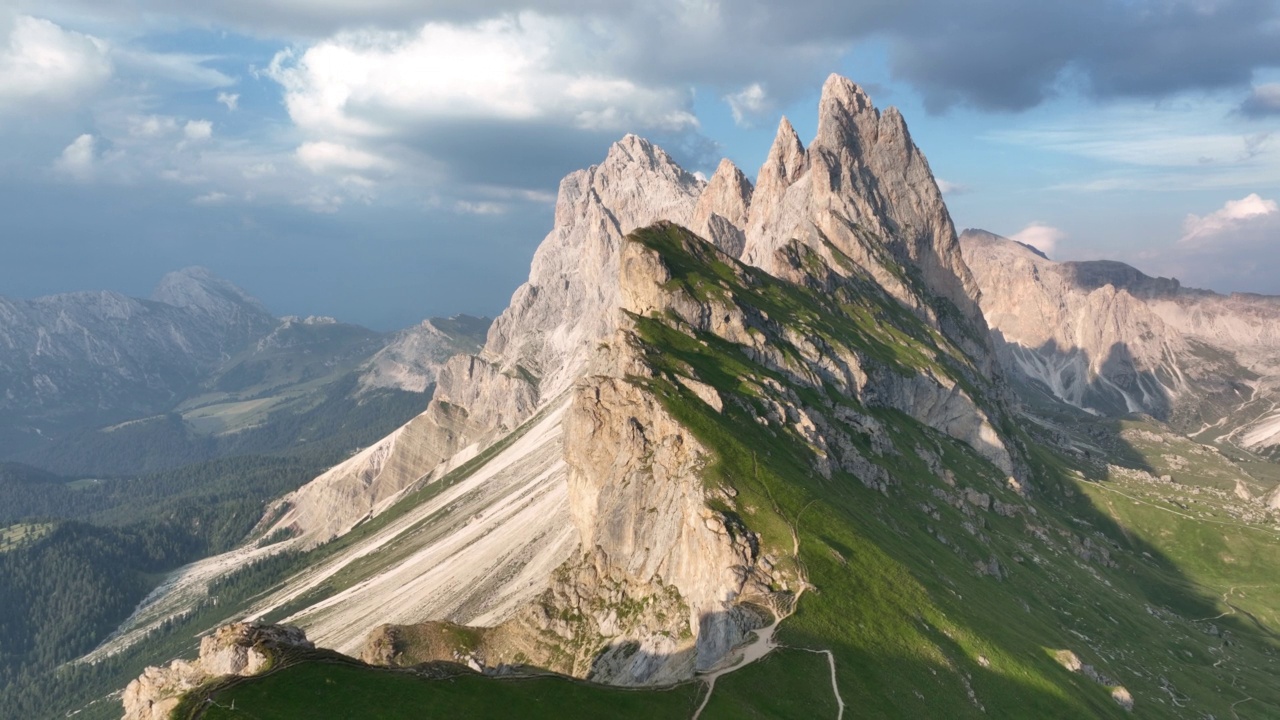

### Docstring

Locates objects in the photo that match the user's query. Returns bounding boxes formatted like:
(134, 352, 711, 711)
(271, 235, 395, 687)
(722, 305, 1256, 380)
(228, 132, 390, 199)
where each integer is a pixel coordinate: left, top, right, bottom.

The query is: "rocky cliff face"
(961, 229, 1280, 452)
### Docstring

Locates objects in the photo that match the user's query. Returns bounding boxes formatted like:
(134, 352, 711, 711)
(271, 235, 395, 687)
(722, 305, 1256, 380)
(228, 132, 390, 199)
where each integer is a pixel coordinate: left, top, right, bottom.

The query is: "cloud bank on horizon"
(1, 0, 1278, 327)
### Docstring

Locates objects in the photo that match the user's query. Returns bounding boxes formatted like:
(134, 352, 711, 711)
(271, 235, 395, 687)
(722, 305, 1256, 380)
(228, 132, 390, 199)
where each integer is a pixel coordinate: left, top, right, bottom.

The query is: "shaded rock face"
(562, 374, 768, 681)
(122, 623, 311, 720)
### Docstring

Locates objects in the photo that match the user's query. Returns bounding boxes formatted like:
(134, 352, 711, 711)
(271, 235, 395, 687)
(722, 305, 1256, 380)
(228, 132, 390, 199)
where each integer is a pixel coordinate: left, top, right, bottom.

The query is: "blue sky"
(2, 2, 1279, 330)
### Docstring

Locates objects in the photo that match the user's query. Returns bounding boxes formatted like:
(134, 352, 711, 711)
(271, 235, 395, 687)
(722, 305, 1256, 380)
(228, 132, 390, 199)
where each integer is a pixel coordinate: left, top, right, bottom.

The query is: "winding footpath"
(690, 513, 845, 719)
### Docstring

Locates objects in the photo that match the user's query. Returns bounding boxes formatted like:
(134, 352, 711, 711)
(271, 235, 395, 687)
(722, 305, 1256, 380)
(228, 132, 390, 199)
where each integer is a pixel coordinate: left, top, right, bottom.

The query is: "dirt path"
(690, 502, 843, 719)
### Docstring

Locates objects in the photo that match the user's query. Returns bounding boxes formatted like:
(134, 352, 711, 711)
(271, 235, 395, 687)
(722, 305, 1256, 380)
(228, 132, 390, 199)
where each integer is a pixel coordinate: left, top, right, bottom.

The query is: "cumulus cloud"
(216, 91, 239, 111)
(1136, 194, 1280, 295)
(1010, 222, 1066, 257)
(295, 141, 391, 174)
(1239, 83, 1280, 118)
(183, 119, 213, 141)
(725, 83, 770, 127)
(0, 15, 111, 108)
(26, 0, 1280, 114)
(1180, 193, 1278, 245)
(936, 179, 968, 196)
(265, 15, 699, 140)
(53, 133, 97, 180)
(128, 114, 179, 138)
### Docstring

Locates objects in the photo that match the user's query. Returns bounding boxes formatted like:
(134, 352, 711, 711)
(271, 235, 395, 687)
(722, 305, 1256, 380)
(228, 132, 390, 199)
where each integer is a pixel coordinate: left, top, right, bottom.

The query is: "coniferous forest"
(0, 381, 430, 718)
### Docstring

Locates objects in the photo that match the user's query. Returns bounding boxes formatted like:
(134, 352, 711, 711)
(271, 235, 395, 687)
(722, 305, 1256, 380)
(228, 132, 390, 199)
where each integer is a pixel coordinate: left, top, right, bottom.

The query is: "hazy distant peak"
(151, 266, 270, 320)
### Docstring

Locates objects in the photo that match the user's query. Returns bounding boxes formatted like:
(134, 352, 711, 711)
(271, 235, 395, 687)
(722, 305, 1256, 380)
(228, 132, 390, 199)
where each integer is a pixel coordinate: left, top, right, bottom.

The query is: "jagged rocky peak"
(691, 158, 753, 258)
(261, 73, 1016, 550)
(263, 132, 711, 546)
(741, 74, 990, 368)
(756, 116, 807, 197)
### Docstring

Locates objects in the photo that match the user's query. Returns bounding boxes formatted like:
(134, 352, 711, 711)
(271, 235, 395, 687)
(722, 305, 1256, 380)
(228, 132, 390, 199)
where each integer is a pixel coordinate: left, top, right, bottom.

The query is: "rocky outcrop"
(561, 374, 769, 681)
(264, 135, 714, 546)
(122, 623, 311, 720)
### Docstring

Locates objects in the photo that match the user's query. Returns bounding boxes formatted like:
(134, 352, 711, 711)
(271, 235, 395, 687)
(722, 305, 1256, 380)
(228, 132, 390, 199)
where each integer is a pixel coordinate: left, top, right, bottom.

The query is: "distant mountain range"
(962, 229, 1280, 457)
(0, 268, 489, 474)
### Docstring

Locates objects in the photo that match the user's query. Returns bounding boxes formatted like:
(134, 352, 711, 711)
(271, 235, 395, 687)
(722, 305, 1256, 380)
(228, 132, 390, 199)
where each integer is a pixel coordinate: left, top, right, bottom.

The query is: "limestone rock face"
(562, 374, 766, 680)
(122, 624, 311, 720)
(961, 230, 1195, 417)
(267, 75, 1011, 546)
(252, 75, 1022, 679)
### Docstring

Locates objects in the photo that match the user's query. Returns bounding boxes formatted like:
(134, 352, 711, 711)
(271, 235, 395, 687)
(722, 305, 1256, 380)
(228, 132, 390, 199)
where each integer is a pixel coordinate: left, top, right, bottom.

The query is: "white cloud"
(53, 133, 96, 180)
(1010, 222, 1065, 257)
(454, 200, 507, 215)
(295, 141, 391, 174)
(0, 15, 111, 108)
(725, 83, 770, 127)
(1180, 193, 1279, 245)
(936, 178, 969, 196)
(184, 119, 213, 141)
(192, 191, 229, 205)
(216, 91, 239, 110)
(1133, 194, 1280, 294)
(265, 14, 700, 170)
(266, 15, 699, 137)
(128, 114, 179, 138)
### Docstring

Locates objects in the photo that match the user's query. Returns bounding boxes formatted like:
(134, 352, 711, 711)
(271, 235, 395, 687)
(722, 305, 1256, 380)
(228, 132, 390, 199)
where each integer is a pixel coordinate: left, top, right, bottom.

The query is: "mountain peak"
(603, 133, 680, 175)
(815, 74, 879, 149)
(755, 115, 807, 198)
(691, 158, 753, 257)
(151, 267, 272, 324)
(820, 73, 875, 113)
